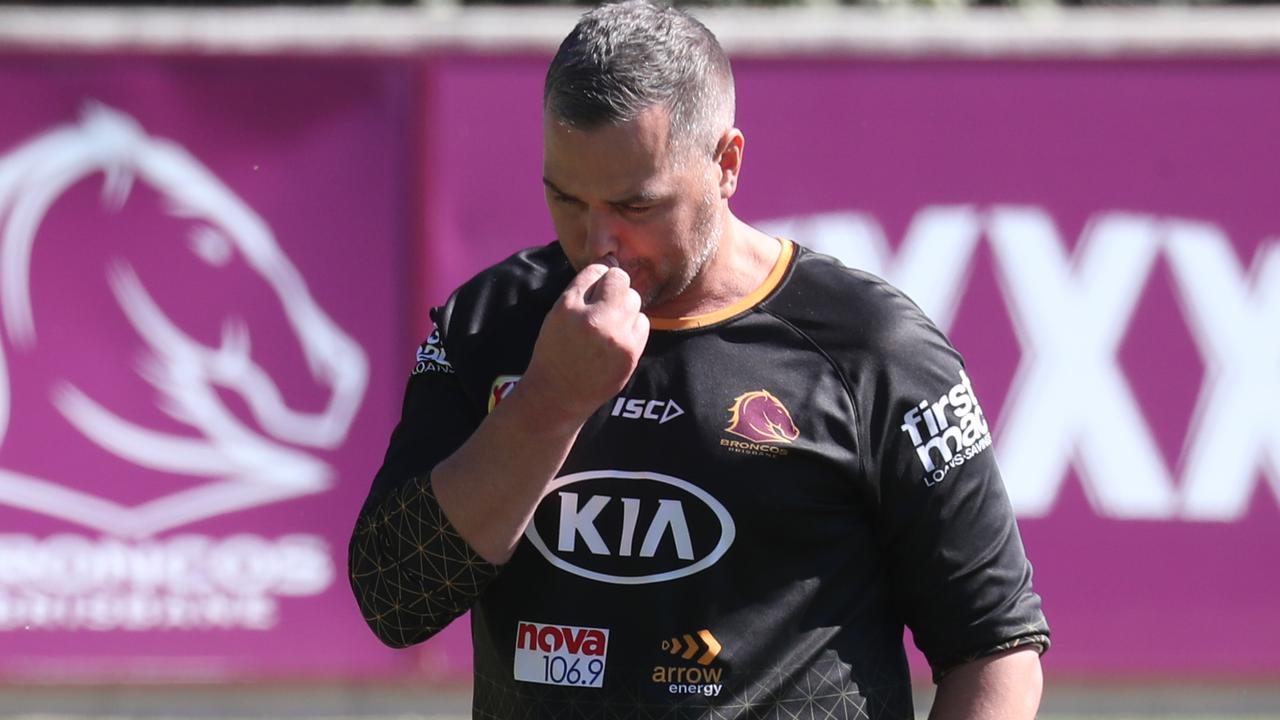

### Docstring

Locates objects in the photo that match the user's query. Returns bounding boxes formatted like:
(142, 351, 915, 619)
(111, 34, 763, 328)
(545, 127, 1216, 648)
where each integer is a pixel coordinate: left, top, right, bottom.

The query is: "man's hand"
(428, 262, 650, 565)
(521, 262, 651, 426)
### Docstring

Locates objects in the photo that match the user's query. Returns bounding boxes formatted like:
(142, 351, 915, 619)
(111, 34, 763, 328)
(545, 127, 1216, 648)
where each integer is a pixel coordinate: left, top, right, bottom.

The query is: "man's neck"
(646, 217, 782, 320)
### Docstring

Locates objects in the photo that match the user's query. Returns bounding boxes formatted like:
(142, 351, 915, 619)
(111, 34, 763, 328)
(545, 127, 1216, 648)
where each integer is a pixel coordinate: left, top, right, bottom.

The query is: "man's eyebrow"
(611, 189, 664, 206)
(542, 178, 574, 198)
(542, 178, 663, 206)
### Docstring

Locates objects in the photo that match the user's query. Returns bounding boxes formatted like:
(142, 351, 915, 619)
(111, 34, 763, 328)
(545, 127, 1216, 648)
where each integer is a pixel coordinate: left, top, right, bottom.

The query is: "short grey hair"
(544, 0, 735, 159)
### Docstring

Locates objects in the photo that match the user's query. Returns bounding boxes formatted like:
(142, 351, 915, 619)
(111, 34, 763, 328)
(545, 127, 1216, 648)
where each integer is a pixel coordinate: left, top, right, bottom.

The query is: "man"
(349, 1, 1049, 717)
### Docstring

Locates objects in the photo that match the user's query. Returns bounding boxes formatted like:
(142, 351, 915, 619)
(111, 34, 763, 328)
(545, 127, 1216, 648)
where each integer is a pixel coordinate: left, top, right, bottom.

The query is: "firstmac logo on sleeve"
(900, 369, 993, 487)
(514, 621, 609, 688)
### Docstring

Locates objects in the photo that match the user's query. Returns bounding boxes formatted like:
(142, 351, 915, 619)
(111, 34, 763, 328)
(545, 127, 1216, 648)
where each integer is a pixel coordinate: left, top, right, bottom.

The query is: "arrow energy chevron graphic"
(662, 629, 722, 666)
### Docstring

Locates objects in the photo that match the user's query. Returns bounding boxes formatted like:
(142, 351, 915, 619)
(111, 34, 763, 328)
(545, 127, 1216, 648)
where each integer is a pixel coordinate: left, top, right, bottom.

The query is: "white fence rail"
(3, 6, 1280, 55)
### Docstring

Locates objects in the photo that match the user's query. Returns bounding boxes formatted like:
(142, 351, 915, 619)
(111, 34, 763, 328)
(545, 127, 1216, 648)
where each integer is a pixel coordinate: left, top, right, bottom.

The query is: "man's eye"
(620, 204, 653, 216)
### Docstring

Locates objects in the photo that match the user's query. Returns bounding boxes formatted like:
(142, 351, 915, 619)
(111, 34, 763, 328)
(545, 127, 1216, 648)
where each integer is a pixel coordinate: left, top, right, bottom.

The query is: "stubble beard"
(639, 190, 722, 312)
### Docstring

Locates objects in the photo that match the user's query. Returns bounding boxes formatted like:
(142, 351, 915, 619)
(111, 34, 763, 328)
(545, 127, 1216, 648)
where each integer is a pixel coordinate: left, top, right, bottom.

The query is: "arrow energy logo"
(662, 629, 721, 666)
(653, 629, 725, 698)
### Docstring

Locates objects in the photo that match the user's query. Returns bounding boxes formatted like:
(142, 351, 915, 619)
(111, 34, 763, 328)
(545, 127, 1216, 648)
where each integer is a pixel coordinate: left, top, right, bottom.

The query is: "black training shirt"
(351, 239, 1049, 720)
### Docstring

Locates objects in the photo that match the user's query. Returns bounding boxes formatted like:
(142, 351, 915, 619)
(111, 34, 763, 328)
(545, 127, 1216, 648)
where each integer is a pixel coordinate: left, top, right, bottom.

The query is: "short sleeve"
(358, 307, 483, 518)
(862, 310, 1049, 680)
(348, 307, 500, 648)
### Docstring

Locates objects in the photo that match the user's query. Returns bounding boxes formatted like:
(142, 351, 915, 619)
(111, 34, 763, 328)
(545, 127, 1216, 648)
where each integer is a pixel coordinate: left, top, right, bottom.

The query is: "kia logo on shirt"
(524, 470, 736, 585)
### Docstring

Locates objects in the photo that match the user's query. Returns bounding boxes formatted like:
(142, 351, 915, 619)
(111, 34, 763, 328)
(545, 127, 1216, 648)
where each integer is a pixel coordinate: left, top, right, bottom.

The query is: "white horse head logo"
(0, 104, 368, 538)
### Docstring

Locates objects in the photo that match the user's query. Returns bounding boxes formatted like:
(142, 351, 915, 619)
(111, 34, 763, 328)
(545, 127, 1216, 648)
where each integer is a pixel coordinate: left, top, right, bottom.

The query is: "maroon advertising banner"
(417, 54, 1280, 679)
(0, 54, 423, 680)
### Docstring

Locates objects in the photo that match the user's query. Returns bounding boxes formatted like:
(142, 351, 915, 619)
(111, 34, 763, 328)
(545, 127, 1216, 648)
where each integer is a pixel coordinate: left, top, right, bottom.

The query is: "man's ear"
(715, 128, 745, 200)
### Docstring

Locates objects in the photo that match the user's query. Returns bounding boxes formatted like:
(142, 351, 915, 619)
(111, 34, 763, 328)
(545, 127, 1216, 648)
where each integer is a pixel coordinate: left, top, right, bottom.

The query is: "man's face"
(542, 105, 722, 313)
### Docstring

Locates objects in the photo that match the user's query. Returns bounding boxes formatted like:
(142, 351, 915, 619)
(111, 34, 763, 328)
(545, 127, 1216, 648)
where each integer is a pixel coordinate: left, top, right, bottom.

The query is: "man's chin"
(640, 285, 691, 318)
(636, 289, 662, 313)
(625, 272, 664, 312)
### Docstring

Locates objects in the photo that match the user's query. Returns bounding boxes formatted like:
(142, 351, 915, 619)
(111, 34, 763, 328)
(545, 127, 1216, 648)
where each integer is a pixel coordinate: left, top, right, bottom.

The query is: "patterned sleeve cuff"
(349, 475, 501, 648)
(932, 628, 1051, 683)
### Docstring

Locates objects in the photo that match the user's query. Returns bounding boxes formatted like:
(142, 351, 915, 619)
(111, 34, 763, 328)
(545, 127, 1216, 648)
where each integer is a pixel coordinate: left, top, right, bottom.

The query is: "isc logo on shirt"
(610, 396, 685, 424)
(513, 621, 609, 688)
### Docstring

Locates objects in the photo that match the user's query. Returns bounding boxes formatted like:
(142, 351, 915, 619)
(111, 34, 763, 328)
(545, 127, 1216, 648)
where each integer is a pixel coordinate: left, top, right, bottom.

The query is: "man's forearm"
(347, 378, 586, 648)
(431, 378, 587, 564)
(434, 263, 648, 564)
(348, 475, 501, 648)
(928, 647, 1043, 720)
(350, 262, 648, 646)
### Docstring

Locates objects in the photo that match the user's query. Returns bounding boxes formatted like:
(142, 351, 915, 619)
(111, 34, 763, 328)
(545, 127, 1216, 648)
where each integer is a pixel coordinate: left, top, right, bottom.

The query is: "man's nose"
(584, 206, 620, 261)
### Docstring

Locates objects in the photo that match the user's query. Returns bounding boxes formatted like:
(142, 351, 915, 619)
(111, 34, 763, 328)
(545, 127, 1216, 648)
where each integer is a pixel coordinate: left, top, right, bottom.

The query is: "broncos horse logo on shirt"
(725, 389, 799, 444)
(0, 103, 368, 538)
